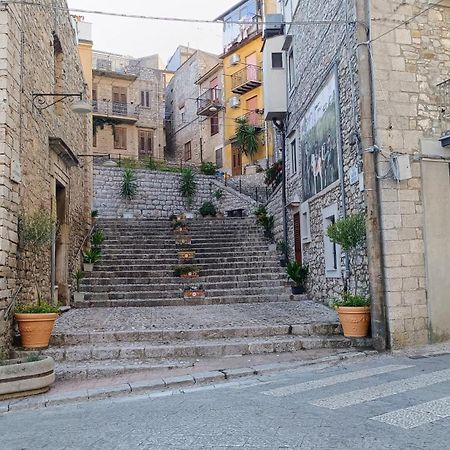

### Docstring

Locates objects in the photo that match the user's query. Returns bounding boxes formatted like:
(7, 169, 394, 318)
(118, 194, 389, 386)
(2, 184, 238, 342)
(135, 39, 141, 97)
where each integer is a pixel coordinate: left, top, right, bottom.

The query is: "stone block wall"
(93, 164, 255, 219)
(0, 0, 92, 352)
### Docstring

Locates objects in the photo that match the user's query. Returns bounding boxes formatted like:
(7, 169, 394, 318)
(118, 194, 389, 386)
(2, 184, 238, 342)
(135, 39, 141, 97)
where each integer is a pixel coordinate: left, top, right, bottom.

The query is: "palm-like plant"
(235, 116, 259, 163)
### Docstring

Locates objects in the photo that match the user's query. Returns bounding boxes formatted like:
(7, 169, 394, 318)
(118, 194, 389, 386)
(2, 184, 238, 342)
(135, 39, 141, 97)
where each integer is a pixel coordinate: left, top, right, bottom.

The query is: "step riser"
(50, 324, 341, 346)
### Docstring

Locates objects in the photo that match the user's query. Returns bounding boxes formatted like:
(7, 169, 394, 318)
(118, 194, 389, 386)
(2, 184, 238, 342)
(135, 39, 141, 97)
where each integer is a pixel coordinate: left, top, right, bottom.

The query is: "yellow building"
(217, 0, 277, 176)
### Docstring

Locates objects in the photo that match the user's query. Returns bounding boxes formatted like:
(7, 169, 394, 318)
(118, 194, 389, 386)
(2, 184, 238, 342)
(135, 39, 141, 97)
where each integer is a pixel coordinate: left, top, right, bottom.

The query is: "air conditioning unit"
(230, 54, 240, 65)
(229, 96, 240, 108)
(263, 14, 284, 39)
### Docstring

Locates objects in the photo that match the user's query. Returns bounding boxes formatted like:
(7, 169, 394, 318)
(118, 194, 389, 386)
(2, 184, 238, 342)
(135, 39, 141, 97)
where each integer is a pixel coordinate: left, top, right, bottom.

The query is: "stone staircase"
(28, 216, 372, 380)
(76, 218, 289, 308)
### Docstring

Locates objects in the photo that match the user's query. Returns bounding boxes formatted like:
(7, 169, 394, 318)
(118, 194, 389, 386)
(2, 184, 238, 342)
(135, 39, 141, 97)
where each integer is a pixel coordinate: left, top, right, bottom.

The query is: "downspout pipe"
(273, 119, 289, 263)
(356, 0, 388, 351)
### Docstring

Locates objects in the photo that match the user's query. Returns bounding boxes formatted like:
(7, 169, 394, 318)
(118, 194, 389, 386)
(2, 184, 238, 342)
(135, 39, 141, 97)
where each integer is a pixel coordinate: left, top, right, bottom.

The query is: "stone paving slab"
(54, 301, 338, 334)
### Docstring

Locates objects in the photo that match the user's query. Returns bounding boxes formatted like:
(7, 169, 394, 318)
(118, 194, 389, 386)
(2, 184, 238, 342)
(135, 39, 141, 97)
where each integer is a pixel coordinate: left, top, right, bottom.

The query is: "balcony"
(92, 100, 138, 123)
(197, 88, 223, 116)
(231, 66, 262, 95)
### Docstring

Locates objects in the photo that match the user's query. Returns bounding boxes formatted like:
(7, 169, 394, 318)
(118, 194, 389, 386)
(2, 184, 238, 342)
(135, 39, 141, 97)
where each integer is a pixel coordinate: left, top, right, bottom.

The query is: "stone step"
(95, 255, 280, 264)
(39, 334, 371, 364)
(50, 323, 342, 346)
(99, 249, 274, 258)
(74, 293, 289, 308)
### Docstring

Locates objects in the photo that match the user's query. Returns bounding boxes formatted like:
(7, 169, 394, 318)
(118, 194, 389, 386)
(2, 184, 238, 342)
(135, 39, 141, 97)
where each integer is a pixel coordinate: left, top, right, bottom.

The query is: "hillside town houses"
(0, 0, 449, 407)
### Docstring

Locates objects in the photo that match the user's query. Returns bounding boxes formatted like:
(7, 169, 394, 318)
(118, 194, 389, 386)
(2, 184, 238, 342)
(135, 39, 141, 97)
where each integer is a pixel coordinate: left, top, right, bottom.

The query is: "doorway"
(232, 144, 242, 176)
(293, 212, 302, 264)
(55, 181, 69, 304)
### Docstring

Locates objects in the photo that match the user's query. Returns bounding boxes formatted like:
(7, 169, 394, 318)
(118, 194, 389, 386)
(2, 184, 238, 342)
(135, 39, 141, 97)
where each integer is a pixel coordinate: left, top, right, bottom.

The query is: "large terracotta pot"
(15, 313, 59, 349)
(336, 306, 371, 338)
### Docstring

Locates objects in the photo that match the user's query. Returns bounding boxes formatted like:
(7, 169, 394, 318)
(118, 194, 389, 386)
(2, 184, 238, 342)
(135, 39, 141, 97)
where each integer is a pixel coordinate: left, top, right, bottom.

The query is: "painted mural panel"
(300, 72, 340, 200)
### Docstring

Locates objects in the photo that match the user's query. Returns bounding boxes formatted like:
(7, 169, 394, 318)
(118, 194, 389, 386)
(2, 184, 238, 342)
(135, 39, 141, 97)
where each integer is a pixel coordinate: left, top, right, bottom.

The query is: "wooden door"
(112, 86, 127, 114)
(293, 212, 302, 264)
(246, 96, 258, 126)
(232, 144, 242, 176)
(246, 53, 257, 81)
(138, 130, 153, 158)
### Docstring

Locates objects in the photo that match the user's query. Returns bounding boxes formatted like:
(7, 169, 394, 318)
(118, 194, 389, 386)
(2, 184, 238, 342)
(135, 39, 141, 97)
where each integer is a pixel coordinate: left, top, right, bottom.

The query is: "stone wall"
(93, 164, 255, 219)
(0, 1, 92, 352)
(371, 0, 450, 347)
(281, 0, 368, 303)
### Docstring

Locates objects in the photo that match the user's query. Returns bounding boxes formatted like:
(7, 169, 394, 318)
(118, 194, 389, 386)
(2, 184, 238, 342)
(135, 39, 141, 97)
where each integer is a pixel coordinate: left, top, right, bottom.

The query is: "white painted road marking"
(310, 368, 450, 409)
(371, 396, 450, 429)
(261, 365, 413, 397)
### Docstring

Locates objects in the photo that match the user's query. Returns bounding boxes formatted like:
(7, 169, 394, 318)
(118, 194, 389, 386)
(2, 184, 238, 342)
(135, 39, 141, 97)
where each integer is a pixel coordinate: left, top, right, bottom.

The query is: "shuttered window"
(114, 127, 127, 149)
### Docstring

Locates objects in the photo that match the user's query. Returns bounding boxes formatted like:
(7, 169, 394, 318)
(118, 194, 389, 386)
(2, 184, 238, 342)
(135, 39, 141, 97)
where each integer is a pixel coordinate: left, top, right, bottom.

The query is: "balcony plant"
(327, 213, 371, 337)
(83, 248, 101, 272)
(286, 261, 309, 295)
(15, 212, 60, 349)
(235, 116, 259, 163)
(199, 201, 217, 218)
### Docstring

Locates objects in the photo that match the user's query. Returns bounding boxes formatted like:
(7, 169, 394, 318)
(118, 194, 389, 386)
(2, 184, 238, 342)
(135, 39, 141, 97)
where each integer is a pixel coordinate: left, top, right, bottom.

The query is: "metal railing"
(92, 100, 138, 119)
(231, 66, 262, 93)
(196, 88, 223, 115)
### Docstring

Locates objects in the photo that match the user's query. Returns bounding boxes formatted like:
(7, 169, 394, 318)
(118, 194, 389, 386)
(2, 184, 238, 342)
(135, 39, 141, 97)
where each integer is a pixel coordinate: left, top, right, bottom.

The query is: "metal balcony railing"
(196, 88, 223, 116)
(92, 100, 138, 120)
(231, 66, 262, 94)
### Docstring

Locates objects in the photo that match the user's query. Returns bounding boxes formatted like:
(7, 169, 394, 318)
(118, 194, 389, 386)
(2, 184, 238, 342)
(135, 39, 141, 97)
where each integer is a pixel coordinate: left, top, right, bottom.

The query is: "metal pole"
(356, 0, 388, 351)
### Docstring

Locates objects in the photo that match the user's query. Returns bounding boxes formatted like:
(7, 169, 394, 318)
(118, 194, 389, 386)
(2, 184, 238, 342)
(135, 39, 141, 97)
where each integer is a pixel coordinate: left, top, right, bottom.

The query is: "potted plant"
(178, 249, 195, 262)
(183, 285, 206, 299)
(83, 248, 101, 272)
(199, 201, 217, 218)
(72, 270, 84, 303)
(173, 265, 200, 279)
(235, 116, 259, 170)
(327, 213, 371, 338)
(91, 209, 99, 224)
(90, 228, 105, 250)
(286, 261, 309, 295)
(0, 354, 55, 400)
(172, 220, 189, 234)
(15, 212, 60, 349)
(175, 236, 192, 245)
(179, 168, 196, 214)
(276, 241, 289, 267)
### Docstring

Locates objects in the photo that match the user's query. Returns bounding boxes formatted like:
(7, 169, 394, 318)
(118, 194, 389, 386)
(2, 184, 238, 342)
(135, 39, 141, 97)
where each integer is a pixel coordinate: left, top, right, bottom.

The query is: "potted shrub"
(183, 285, 206, 299)
(276, 240, 289, 267)
(83, 248, 101, 272)
(72, 270, 84, 303)
(286, 261, 309, 295)
(15, 212, 60, 349)
(178, 250, 195, 262)
(173, 265, 200, 279)
(235, 116, 259, 168)
(199, 201, 217, 218)
(327, 213, 371, 338)
(175, 236, 192, 245)
(172, 220, 189, 234)
(90, 228, 105, 250)
(91, 209, 99, 224)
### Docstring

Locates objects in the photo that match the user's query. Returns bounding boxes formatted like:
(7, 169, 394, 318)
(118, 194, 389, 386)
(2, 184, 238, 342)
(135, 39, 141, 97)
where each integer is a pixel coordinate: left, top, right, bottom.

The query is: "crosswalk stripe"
(261, 365, 413, 397)
(310, 368, 450, 410)
(371, 396, 450, 429)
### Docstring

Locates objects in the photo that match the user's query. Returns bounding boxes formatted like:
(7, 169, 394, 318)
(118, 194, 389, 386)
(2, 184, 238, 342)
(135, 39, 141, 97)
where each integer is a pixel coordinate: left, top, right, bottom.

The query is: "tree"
(235, 116, 259, 163)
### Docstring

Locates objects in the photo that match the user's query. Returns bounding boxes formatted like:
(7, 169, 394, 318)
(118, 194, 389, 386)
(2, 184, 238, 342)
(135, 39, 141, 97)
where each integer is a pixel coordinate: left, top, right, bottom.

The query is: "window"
(112, 86, 127, 115)
(215, 147, 223, 168)
(180, 107, 185, 123)
(53, 33, 63, 112)
(93, 130, 97, 148)
(114, 127, 127, 150)
(140, 90, 151, 107)
(288, 50, 295, 90)
(290, 138, 297, 174)
(300, 201, 311, 243)
(138, 130, 153, 156)
(210, 114, 219, 136)
(322, 203, 341, 278)
(272, 52, 283, 69)
(184, 141, 192, 161)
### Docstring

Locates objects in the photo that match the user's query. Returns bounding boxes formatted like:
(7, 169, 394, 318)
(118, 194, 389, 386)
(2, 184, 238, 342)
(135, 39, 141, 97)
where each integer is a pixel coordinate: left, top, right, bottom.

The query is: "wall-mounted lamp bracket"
(32, 92, 83, 111)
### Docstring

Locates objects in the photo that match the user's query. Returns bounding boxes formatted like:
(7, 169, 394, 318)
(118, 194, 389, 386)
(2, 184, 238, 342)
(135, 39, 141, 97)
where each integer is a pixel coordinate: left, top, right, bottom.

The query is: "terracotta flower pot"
(15, 313, 59, 349)
(178, 251, 195, 261)
(181, 272, 199, 279)
(183, 290, 206, 299)
(336, 306, 370, 338)
(175, 227, 188, 234)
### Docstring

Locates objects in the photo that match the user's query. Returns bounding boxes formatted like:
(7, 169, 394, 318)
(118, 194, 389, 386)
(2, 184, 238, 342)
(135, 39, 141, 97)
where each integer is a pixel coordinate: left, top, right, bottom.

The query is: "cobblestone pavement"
(1, 351, 449, 449)
(54, 301, 338, 333)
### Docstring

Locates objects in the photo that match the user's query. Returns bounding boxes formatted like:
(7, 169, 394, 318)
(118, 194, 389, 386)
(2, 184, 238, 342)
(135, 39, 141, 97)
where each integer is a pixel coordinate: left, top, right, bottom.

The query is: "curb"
(1, 350, 378, 414)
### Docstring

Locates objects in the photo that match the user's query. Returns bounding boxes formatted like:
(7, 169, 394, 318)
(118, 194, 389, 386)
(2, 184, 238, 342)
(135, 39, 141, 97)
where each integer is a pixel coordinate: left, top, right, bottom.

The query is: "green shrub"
(16, 303, 60, 314)
(91, 210, 99, 219)
(179, 168, 197, 207)
(199, 201, 217, 217)
(121, 168, 138, 199)
(332, 292, 371, 308)
(172, 220, 187, 230)
(214, 189, 224, 201)
(117, 158, 138, 169)
(19, 211, 55, 250)
(286, 262, 308, 287)
(83, 248, 101, 264)
(200, 161, 218, 176)
(72, 270, 84, 292)
(173, 265, 199, 277)
(90, 229, 105, 249)
(235, 116, 259, 162)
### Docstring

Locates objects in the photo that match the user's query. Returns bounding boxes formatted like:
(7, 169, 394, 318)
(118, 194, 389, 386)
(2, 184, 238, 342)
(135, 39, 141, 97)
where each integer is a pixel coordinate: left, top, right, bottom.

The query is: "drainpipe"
(356, 0, 388, 351)
(273, 119, 289, 263)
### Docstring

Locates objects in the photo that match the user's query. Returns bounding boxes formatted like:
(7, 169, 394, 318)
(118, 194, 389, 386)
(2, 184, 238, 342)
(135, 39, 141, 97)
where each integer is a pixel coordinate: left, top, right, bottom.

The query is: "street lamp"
(32, 92, 92, 115)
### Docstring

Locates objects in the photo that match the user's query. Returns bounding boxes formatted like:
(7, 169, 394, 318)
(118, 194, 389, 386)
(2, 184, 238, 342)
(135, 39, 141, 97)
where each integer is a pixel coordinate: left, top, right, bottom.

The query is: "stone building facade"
(165, 50, 220, 164)
(0, 1, 92, 352)
(268, 0, 450, 348)
(195, 63, 225, 168)
(91, 51, 166, 161)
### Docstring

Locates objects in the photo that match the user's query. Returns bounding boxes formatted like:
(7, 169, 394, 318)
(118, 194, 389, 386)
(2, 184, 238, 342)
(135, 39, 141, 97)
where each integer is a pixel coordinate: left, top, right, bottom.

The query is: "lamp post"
(32, 92, 92, 114)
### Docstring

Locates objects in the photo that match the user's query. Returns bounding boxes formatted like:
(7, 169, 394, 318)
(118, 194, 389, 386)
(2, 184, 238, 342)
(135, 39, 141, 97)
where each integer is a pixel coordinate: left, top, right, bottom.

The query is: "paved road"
(1, 352, 449, 449)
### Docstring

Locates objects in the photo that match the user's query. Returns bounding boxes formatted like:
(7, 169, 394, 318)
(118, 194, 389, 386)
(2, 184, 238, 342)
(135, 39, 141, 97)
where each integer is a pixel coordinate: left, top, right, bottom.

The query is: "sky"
(67, 0, 238, 64)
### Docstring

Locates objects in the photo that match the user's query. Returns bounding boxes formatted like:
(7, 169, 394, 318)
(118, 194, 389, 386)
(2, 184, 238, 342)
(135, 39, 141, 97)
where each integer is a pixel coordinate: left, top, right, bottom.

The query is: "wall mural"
(300, 71, 340, 200)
